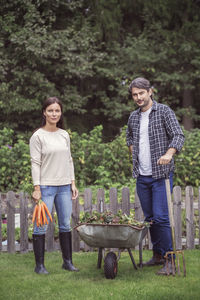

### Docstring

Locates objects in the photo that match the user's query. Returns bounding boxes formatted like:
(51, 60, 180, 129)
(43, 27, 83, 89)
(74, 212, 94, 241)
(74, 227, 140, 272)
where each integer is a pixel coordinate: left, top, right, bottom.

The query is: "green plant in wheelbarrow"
(76, 210, 149, 279)
(78, 209, 149, 227)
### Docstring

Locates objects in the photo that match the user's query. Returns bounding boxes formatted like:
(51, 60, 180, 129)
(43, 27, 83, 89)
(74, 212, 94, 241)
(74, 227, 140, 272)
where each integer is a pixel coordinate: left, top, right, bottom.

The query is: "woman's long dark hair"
(41, 97, 64, 129)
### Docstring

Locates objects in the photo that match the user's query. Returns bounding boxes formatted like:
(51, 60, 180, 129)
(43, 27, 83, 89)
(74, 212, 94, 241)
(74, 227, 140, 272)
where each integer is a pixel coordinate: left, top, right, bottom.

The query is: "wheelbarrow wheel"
(104, 252, 118, 279)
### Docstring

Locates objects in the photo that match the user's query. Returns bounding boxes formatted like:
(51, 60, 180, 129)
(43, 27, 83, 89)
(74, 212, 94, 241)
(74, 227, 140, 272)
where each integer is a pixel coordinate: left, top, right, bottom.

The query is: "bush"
(174, 128, 200, 187)
(0, 128, 32, 193)
(0, 126, 199, 194)
(70, 125, 133, 189)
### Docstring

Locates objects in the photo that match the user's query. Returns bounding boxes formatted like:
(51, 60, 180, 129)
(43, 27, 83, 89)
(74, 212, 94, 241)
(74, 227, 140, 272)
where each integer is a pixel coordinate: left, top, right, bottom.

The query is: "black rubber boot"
(143, 251, 165, 266)
(32, 234, 49, 274)
(59, 231, 79, 272)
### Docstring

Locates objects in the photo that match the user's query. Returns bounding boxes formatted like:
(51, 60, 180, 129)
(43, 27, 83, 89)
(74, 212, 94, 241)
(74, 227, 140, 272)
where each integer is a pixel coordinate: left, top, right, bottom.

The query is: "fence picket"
(0, 186, 199, 252)
(185, 186, 194, 249)
(72, 196, 80, 252)
(83, 189, 92, 251)
(46, 207, 55, 252)
(109, 188, 118, 214)
(20, 192, 29, 253)
(7, 191, 15, 253)
(173, 186, 182, 250)
(121, 187, 130, 215)
(97, 188, 105, 212)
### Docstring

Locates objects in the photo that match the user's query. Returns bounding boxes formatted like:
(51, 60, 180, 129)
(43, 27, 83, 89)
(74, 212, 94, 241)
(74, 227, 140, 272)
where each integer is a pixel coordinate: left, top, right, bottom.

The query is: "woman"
(29, 97, 79, 274)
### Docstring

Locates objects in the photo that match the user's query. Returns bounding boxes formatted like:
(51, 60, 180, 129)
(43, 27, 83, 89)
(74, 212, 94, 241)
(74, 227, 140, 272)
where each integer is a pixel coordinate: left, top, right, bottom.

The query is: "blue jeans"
(33, 185, 72, 235)
(136, 173, 173, 257)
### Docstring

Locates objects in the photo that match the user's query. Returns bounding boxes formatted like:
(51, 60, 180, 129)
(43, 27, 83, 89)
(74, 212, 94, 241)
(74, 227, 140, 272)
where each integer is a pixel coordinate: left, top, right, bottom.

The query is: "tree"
(0, 0, 200, 139)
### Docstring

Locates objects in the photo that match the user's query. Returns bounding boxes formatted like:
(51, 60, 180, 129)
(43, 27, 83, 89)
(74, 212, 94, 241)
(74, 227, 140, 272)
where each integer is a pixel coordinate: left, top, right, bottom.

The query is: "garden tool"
(164, 176, 186, 276)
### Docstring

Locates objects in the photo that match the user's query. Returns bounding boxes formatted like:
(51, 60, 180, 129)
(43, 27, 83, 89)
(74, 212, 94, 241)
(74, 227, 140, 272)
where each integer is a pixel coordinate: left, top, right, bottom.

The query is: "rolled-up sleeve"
(29, 134, 42, 185)
(126, 117, 134, 147)
(164, 108, 185, 153)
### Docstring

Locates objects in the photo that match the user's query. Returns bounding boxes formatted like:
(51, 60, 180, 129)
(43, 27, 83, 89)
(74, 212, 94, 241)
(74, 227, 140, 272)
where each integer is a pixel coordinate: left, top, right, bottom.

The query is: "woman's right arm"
(29, 134, 42, 202)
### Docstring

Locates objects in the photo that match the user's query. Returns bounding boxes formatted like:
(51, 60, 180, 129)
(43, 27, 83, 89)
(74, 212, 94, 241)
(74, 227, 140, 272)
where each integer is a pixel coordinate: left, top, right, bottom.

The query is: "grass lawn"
(0, 249, 199, 300)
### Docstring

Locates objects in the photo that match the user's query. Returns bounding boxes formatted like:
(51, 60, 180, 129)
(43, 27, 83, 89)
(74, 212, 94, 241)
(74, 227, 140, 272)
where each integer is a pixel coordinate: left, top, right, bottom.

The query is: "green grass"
(0, 250, 199, 300)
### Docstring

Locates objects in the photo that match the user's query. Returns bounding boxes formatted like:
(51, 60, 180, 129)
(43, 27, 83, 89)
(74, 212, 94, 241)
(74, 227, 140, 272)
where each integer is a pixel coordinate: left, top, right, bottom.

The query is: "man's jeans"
(33, 185, 72, 235)
(136, 173, 173, 257)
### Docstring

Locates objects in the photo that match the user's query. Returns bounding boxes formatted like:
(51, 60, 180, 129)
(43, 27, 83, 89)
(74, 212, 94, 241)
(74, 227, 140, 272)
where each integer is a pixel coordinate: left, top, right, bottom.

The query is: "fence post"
(0, 194, 2, 252)
(109, 188, 118, 214)
(72, 196, 80, 252)
(185, 186, 194, 249)
(20, 192, 29, 253)
(173, 186, 182, 250)
(7, 191, 15, 253)
(121, 187, 130, 215)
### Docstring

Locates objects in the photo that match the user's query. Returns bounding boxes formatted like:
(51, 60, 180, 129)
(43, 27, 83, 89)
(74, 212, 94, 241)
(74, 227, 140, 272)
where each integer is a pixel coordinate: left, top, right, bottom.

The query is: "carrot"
(37, 203, 42, 226)
(42, 202, 53, 222)
(41, 204, 48, 225)
(32, 205, 38, 224)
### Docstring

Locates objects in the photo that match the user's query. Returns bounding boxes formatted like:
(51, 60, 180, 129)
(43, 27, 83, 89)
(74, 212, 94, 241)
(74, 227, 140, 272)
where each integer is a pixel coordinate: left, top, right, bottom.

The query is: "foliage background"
(0, 126, 200, 194)
(0, 0, 200, 192)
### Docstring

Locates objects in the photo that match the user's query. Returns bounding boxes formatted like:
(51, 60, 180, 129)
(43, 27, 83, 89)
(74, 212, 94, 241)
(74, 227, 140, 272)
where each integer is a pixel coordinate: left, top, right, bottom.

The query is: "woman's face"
(43, 102, 62, 126)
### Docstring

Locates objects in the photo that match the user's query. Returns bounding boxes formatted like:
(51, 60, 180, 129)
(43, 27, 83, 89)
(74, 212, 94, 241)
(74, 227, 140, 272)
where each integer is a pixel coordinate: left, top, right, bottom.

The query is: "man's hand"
(157, 148, 176, 165)
(129, 145, 133, 153)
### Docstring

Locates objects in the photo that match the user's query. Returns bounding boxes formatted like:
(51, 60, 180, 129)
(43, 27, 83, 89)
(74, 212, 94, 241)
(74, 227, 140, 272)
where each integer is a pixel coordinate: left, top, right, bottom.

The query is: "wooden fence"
(0, 186, 199, 253)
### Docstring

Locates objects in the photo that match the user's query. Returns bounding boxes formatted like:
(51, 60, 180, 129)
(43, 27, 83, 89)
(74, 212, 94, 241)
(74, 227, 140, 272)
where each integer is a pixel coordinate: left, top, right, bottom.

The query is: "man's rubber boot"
(59, 231, 79, 272)
(32, 234, 49, 274)
(156, 259, 176, 275)
(143, 251, 165, 266)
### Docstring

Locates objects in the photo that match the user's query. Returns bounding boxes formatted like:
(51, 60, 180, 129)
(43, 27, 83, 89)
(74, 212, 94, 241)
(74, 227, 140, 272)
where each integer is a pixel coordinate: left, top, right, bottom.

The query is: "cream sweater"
(29, 128, 75, 186)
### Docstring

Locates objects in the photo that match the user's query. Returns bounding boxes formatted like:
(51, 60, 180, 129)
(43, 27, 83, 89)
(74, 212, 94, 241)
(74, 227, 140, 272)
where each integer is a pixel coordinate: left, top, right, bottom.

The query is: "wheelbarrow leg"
(127, 248, 138, 270)
(97, 247, 103, 269)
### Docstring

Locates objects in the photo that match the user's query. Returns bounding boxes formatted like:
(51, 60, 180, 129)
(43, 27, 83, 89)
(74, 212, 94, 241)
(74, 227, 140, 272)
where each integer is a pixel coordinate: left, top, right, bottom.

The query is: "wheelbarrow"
(75, 223, 148, 279)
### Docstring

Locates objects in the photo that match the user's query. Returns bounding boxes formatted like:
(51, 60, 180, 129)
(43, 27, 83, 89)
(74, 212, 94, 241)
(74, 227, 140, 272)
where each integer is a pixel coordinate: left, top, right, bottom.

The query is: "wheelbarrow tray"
(75, 223, 148, 248)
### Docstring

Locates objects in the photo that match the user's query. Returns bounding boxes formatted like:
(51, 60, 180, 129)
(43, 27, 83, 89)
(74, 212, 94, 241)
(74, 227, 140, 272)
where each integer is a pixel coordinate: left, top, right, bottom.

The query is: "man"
(126, 77, 184, 275)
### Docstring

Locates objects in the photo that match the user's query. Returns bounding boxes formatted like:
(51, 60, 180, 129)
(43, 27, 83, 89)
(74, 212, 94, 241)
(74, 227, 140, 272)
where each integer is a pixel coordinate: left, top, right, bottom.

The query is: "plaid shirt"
(126, 100, 185, 179)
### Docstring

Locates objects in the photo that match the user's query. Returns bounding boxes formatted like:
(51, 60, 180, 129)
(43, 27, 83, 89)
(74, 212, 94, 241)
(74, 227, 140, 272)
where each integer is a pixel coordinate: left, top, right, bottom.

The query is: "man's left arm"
(158, 107, 185, 165)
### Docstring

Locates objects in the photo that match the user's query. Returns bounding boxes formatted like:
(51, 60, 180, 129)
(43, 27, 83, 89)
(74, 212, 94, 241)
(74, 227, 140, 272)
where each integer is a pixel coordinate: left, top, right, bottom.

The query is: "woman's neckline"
(40, 127, 60, 133)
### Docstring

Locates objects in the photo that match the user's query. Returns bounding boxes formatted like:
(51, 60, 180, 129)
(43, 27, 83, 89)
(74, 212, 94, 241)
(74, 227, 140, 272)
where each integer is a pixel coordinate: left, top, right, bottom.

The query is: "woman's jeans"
(136, 173, 173, 257)
(33, 185, 72, 235)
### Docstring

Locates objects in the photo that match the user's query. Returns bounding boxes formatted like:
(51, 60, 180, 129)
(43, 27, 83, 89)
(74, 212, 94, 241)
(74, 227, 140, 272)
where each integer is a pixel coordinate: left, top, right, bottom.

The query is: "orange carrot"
(41, 204, 48, 225)
(32, 205, 38, 223)
(43, 202, 53, 222)
(40, 212, 43, 225)
(37, 203, 42, 226)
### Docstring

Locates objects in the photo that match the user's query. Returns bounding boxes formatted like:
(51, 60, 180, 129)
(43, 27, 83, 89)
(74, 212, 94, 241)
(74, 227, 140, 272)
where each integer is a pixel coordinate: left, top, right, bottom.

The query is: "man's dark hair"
(129, 77, 151, 93)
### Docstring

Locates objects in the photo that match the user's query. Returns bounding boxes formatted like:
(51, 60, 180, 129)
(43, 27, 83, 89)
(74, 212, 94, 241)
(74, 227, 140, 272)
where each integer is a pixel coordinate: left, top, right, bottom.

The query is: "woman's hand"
(71, 181, 79, 200)
(32, 186, 41, 203)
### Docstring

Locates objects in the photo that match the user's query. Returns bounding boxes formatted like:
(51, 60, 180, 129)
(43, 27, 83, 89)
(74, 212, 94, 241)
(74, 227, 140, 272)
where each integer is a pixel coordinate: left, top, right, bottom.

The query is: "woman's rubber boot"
(59, 231, 79, 272)
(32, 234, 49, 274)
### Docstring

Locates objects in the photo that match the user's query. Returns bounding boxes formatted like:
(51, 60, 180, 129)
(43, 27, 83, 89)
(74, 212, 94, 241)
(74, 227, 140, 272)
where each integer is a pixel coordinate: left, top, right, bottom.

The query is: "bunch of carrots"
(32, 199, 53, 226)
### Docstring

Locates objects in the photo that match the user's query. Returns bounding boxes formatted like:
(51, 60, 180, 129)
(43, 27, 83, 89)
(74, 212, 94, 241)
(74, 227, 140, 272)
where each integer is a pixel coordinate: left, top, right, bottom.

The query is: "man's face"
(131, 87, 153, 111)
